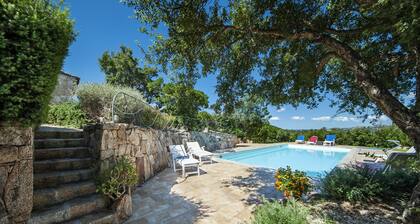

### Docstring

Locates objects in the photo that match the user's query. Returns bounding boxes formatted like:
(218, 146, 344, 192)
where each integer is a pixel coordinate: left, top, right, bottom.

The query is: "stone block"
(3, 160, 33, 223)
(0, 147, 18, 163)
(0, 127, 32, 146)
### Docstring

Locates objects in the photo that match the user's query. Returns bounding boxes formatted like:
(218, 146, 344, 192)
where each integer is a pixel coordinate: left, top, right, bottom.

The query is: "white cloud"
(270, 116, 280, 121)
(291, 116, 305, 120)
(408, 92, 415, 99)
(367, 115, 389, 121)
(333, 116, 350, 122)
(379, 115, 389, 121)
(277, 107, 286, 112)
(349, 117, 359, 122)
(312, 116, 331, 121)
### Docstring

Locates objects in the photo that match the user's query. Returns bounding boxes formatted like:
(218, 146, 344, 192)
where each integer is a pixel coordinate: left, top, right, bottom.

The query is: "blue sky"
(62, 0, 392, 130)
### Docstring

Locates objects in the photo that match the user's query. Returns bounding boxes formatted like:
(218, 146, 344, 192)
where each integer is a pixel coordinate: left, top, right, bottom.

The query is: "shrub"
(251, 199, 309, 224)
(321, 167, 382, 202)
(96, 157, 138, 201)
(377, 169, 419, 199)
(47, 102, 88, 128)
(0, 0, 74, 126)
(321, 166, 418, 202)
(76, 83, 173, 128)
(275, 166, 311, 199)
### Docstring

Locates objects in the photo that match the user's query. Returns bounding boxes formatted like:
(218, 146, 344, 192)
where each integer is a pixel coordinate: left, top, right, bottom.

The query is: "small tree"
(158, 82, 208, 130)
(0, 0, 74, 126)
(99, 46, 163, 103)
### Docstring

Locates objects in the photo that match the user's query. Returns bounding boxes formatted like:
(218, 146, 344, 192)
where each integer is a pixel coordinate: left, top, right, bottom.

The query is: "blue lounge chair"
(295, 135, 305, 144)
(323, 134, 336, 146)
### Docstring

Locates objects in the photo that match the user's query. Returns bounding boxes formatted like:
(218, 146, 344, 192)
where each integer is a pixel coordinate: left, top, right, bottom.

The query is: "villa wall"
(84, 123, 238, 183)
(0, 127, 33, 224)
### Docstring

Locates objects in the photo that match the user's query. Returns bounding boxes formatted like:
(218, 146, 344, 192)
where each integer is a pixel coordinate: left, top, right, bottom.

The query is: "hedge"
(0, 0, 74, 126)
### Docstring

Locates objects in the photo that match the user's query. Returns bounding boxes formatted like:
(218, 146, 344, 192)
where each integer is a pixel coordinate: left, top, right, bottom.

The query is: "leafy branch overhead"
(122, 0, 420, 146)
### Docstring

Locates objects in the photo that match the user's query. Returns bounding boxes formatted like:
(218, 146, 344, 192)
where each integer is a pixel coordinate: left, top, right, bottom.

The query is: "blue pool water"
(221, 144, 349, 177)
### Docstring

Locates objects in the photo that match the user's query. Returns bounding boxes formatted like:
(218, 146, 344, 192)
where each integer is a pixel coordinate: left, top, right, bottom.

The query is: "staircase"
(29, 127, 116, 224)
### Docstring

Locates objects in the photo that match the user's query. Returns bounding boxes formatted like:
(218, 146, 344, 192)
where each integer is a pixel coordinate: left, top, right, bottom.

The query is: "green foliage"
(47, 102, 88, 128)
(322, 167, 383, 202)
(253, 124, 290, 143)
(0, 0, 74, 126)
(122, 0, 419, 117)
(158, 83, 208, 130)
(275, 166, 311, 199)
(77, 84, 173, 129)
(322, 166, 419, 202)
(99, 46, 162, 103)
(251, 199, 309, 224)
(289, 126, 412, 147)
(96, 157, 138, 201)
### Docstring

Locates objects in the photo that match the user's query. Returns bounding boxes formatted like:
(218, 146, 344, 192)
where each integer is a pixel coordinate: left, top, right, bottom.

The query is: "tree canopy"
(122, 0, 419, 142)
(123, 0, 420, 219)
(99, 46, 163, 102)
(158, 82, 209, 129)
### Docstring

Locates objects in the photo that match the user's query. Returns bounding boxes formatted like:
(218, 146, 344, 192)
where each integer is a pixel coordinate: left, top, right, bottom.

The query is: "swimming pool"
(221, 144, 350, 177)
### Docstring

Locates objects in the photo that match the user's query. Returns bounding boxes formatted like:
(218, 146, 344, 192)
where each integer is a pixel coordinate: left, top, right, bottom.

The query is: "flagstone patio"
(125, 160, 282, 224)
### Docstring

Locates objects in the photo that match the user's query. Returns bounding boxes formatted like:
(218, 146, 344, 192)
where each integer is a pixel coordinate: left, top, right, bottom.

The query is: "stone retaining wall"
(84, 123, 238, 182)
(0, 127, 33, 224)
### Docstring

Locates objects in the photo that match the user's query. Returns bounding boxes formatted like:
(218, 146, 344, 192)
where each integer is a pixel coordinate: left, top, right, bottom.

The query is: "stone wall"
(84, 123, 238, 183)
(0, 127, 33, 224)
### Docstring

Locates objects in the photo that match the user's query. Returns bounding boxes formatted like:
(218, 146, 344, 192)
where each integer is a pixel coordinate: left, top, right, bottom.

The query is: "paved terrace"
(125, 144, 387, 224)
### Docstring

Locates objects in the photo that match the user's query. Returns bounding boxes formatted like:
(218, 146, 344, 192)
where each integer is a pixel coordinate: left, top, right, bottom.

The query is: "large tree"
(123, 0, 420, 221)
(158, 82, 209, 130)
(99, 46, 163, 102)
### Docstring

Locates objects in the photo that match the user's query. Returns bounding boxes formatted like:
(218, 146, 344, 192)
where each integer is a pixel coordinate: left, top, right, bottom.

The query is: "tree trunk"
(317, 35, 420, 223)
(402, 140, 420, 223)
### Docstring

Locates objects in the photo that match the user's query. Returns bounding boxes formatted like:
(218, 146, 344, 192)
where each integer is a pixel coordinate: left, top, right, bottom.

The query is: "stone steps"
(28, 194, 108, 224)
(32, 127, 113, 223)
(35, 130, 83, 139)
(34, 138, 85, 149)
(63, 210, 116, 224)
(35, 146, 91, 160)
(34, 158, 92, 173)
(34, 168, 95, 189)
(33, 181, 96, 210)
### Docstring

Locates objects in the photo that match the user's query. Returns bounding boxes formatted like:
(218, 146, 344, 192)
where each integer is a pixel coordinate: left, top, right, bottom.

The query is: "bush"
(275, 166, 311, 199)
(0, 0, 74, 126)
(96, 157, 138, 201)
(322, 166, 418, 202)
(76, 84, 173, 128)
(251, 199, 309, 224)
(47, 102, 88, 128)
(321, 167, 382, 202)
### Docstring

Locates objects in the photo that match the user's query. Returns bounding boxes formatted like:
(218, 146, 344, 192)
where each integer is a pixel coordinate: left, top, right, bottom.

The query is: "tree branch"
(415, 45, 420, 113)
(218, 24, 420, 140)
(316, 52, 336, 74)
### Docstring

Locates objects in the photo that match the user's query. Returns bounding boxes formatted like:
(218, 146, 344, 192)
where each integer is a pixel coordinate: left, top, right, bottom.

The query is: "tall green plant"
(0, 0, 74, 126)
(96, 157, 138, 201)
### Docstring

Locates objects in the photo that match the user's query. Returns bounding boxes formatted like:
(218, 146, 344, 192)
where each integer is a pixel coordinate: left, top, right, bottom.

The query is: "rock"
(113, 194, 132, 222)
(0, 126, 33, 223)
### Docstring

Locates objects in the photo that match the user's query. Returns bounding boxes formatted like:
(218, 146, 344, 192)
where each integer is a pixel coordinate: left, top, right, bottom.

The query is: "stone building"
(50, 71, 80, 104)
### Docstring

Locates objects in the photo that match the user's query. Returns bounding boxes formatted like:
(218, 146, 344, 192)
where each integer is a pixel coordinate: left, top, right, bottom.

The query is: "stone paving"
(125, 144, 387, 224)
(125, 159, 282, 224)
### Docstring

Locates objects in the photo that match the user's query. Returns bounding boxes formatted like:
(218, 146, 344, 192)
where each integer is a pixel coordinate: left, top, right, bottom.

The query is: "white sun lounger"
(186, 142, 213, 164)
(169, 145, 200, 177)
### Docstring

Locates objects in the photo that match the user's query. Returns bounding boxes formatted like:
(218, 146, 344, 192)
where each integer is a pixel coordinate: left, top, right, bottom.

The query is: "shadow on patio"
(221, 167, 283, 205)
(125, 169, 212, 224)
